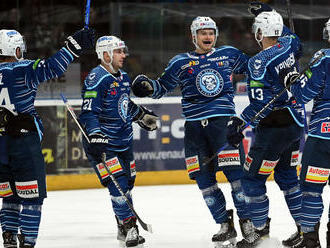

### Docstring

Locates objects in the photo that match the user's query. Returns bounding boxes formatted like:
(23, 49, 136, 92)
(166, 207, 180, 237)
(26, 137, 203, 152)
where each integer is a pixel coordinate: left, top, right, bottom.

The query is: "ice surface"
(5, 181, 329, 247)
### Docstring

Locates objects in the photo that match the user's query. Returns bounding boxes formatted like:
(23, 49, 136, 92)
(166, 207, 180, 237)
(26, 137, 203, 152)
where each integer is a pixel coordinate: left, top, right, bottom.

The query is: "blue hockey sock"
(230, 180, 249, 220)
(201, 184, 227, 224)
(300, 192, 323, 233)
(20, 203, 42, 245)
(245, 194, 269, 229)
(111, 190, 134, 221)
(283, 185, 302, 225)
(0, 200, 21, 235)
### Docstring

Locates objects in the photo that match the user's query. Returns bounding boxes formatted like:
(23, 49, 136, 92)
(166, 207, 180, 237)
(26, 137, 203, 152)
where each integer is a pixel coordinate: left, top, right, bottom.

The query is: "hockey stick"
(60, 93, 153, 233)
(84, 0, 91, 29)
(202, 51, 325, 167)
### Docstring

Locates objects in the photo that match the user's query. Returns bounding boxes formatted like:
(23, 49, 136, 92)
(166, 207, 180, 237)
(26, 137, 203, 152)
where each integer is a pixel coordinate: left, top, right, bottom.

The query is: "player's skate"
(17, 234, 34, 248)
(116, 216, 145, 248)
(282, 225, 303, 247)
(2, 231, 17, 248)
(296, 223, 320, 248)
(212, 209, 237, 248)
(236, 218, 270, 248)
(239, 219, 253, 239)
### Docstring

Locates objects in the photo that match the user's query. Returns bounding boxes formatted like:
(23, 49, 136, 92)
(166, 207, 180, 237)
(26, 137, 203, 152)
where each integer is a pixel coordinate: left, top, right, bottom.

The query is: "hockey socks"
(300, 192, 323, 233)
(283, 185, 302, 224)
(200, 184, 228, 224)
(245, 194, 269, 229)
(0, 200, 20, 235)
(230, 180, 249, 220)
(19, 202, 42, 246)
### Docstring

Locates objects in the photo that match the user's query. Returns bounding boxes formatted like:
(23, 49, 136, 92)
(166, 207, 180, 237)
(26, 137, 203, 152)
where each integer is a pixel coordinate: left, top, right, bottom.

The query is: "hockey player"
(0, 28, 95, 247)
(226, 10, 304, 247)
(131, 16, 251, 248)
(79, 35, 158, 248)
(281, 18, 330, 248)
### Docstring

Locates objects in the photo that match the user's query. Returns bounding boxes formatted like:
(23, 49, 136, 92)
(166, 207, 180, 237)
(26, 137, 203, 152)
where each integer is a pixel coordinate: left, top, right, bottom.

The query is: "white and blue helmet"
(252, 11, 283, 43)
(190, 16, 218, 48)
(0, 29, 26, 60)
(95, 35, 128, 72)
(323, 18, 330, 41)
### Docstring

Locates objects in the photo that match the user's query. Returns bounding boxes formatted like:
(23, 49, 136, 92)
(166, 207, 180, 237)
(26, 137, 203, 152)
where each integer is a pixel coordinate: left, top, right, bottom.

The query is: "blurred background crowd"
(1, 0, 329, 97)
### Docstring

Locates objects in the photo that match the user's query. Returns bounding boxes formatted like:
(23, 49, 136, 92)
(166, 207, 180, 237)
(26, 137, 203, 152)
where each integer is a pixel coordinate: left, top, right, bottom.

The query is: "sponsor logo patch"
(244, 155, 253, 171)
(185, 155, 200, 175)
(218, 150, 240, 167)
(321, 122, 330, 133)
(258, 159, 279, 175)
(96, 157, 123, 180)
(305, 166, 330, 184)
(130, 160, 136, 177)
(16, 180, 39, 198)
(291, 151, 299, 167)
(0, 182, 13, 197)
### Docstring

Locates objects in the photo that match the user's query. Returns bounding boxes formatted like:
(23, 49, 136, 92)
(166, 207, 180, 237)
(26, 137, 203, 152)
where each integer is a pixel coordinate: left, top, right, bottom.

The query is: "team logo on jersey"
(321, 122, 330, 133)
(196, 69, 224, 97)
(118, 93, 129, 122)
(254, 59, 262, 70)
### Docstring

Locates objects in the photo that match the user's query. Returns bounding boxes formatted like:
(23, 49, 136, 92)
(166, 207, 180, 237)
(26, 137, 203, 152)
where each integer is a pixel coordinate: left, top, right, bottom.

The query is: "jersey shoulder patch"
(84, 65, 110, 89)
(166, 53, 190, 70)
(248, 40, 292, 80)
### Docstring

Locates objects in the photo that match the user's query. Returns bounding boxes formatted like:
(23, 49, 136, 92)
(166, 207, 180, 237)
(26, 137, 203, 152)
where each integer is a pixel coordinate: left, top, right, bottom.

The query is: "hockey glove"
(131, 75, 154, 97)
(226, 116, 245, 148)
(65, 28, 96, 57)
(88, 132, 108, 158)
(248, 1, 273, 16)
(283, 71, 300, 88)
(133, 106, 158, 131)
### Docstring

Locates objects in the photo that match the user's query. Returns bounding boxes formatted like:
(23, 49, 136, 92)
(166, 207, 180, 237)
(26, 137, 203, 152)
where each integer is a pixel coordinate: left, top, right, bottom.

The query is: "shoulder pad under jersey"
(84, 65, 110, 89)
(248, 39, 292, 80)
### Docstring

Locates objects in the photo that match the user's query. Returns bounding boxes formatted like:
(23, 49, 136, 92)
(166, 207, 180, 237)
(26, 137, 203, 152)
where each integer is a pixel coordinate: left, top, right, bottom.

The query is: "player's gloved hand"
(88, 132, 108, 158)
(282, 71, 300, 88)
(248, 1, 273, 16)
(131, 74, 154, 97)
(226, 116, 245, 148)
(133, 105, 158, 131)
(65, 28, 96, 57)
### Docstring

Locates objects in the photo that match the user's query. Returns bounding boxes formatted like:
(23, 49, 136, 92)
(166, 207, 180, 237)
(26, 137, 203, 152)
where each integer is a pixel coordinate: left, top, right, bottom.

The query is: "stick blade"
(141, 222, 153, 233)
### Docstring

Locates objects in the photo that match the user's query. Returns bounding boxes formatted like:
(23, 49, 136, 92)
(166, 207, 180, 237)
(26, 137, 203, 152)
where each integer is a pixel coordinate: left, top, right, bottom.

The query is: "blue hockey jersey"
(241, 31, 304, 128)
(0, 47, 74, 164)
(150, 46, 249, 120)
(79, 65, 140, 151)
(290, 49, 330, 140)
